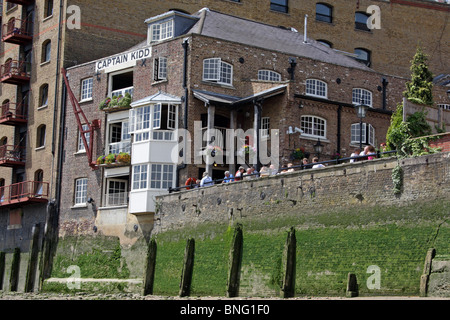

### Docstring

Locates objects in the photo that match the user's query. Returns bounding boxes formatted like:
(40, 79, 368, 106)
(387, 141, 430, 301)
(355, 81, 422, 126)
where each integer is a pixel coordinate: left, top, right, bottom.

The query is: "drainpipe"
(175, 38, 189, 189)
(382, 77, 389, 110)
(337, 105, 342, 155)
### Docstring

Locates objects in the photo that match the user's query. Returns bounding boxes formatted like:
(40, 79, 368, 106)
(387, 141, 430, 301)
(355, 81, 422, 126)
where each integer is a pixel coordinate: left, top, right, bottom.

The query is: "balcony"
(0, 101, 28, 125)
(5, 0, 35, 7)
(0, 60, 31, 85)
(0, 145, 26, 168)
(0, 181, 49, 208)
(2, 18, 33, 45)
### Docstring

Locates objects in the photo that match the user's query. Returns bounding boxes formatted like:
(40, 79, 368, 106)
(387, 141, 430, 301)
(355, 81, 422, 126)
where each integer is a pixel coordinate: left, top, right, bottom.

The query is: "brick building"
(58, 8, 410, 240)
(0, 0, 448, 253)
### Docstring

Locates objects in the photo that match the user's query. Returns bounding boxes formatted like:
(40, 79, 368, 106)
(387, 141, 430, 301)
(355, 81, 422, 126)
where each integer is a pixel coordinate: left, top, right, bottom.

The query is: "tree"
(404, 47, 434, 106)
(385, 47, 435, 156)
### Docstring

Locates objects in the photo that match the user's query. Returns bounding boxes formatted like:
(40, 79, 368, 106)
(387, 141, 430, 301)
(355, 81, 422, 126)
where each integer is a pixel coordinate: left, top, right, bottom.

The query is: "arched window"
(352, 88, 372, 108)
(355, 12, 370, 31)
(316, 3, 333, 23)
(34, 170, 44, 195)
(354, 48, 371, 67)
(36, 124, 46, 148)
(0, 178, 5, 202)
(306, 79, 327, 98)
(317, 40, 332, 48)
(301, 115, 327, 139)
(44, 0, 53, 18)
(40, 84, 49, 107)
(258, 70, 281, 82)
(42, 40, 51, 63)
(203, 58, 233, 86)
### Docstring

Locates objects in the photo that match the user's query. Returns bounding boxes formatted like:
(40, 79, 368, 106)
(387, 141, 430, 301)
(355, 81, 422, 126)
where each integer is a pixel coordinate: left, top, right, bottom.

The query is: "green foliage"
(98, 92, 132, 110)
(392, 163, 403, 195)
(404, 47, 434, 106)
(386, 103, 404, 151)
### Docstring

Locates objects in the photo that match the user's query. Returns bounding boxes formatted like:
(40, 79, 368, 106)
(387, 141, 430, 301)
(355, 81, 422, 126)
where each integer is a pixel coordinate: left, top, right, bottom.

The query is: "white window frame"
(130, 104, 178, 142)
(74, 178, 88, 206)
(351, 123, 375, 146)
(203, 58, 233, 86)
(301, 115, 327, 139)
(80, 78, 93, 102)
(151, 20, 173, 42)
(77, 124, 90, 152)
(150, 164, 174, 190)
(261, 117, 270, 138)
(154, 57, 167, 81)
(105, 178, 128, 207)
(352, 88, 372, 108)
(258, 70, 281, 82)
(132, 164, 148, 190)
(306, 79, 327, 98)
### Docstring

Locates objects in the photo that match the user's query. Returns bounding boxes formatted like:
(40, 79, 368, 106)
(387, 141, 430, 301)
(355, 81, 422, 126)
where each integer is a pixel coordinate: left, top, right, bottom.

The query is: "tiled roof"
(189, 9, 373, 71)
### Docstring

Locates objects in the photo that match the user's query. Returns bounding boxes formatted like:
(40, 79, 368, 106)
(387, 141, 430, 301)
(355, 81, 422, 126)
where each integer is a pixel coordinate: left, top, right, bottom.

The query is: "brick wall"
(429, 133, 450, 153)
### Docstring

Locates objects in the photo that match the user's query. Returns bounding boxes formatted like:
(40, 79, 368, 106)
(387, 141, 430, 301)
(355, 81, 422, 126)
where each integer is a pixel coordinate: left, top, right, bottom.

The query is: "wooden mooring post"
(179, 238, 195, 297)
(227, 223, 243, 298)
(25, 224, 41, 292)
(10, 248, 21, 292)
(143, 238, 157, 296)
(0, 251, 5, 290)
(282, 227, 296, 298)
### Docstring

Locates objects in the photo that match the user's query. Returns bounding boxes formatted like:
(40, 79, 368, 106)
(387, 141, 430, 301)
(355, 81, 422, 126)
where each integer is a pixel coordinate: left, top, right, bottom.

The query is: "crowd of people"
(197, 144, 382, 188)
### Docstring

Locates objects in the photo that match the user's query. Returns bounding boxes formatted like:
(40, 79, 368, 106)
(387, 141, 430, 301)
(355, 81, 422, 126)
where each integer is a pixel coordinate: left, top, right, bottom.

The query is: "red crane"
(61, 67, 100, 169)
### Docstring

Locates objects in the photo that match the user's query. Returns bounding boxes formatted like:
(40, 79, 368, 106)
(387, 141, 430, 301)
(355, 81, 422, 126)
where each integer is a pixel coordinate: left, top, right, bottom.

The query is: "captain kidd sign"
(96, 47, 152, 73)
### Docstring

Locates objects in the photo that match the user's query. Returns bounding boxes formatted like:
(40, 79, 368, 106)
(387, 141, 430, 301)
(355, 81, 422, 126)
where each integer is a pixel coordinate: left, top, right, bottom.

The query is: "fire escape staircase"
(61, 68, 100, 170)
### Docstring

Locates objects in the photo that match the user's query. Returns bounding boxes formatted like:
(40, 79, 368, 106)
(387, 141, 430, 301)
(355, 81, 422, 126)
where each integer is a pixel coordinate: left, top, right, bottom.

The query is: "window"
(77, 124, 90, 152)
(132, 165, 148, 190)
(306, 79, 327, 98)
(258, 70, 281, 82)
(81, 78, 93, 101)
(154, 57, 167, 81)
(355, 12, 370, 31)
(351, 123, 375, 146)
(74, 178, 87, 205)
(110, 70, 134, 98)
(150, 164, 174, 190)
(42, 40, 51, 63)
(203, 58, 233, 86)
(44, 0, 53, 18)
(34, 170, 44, 196)
(261, 117, 270, 138)
(108, 121, 130, 154)
(106, 179, 128, 206)
(317, 40, 332, 48)
(151, 20, 174, 42)
(40, 84, 49, 107)
(316, 3, 332, 23)
(301, 116, 326, 139)
(354, 48, 371, 66)
(37, 125, 46, 148)
(352, 88, 372, 107)
(130, 104, 177, 142)
(270, 0, 288, 13)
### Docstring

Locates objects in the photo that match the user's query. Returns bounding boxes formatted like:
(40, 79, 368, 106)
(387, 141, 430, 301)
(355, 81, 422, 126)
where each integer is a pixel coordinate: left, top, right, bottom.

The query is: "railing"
(2, 18, 33, 40)
(0, 60, 31, 79)
(111, 86, 134, 98)
(108, 140, 131, 154)
(0, 145, 26, 163)
(0, 101, 28, 122)
(105, 191, 128, 207)
(168, 150, 398, 193)
(0, 181, 49, 205)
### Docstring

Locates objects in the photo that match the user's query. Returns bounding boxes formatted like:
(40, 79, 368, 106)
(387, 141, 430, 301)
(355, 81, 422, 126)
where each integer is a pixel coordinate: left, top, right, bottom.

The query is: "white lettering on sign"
(96, 48, 152, 72)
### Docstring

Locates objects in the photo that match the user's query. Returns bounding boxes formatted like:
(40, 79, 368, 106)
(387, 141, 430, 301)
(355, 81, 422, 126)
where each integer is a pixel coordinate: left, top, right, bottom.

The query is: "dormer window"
(150, 20, 174, 42)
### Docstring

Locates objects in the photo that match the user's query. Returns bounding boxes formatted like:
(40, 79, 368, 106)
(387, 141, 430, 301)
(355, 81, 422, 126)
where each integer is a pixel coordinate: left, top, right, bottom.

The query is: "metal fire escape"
(61, 68, 100, 169)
